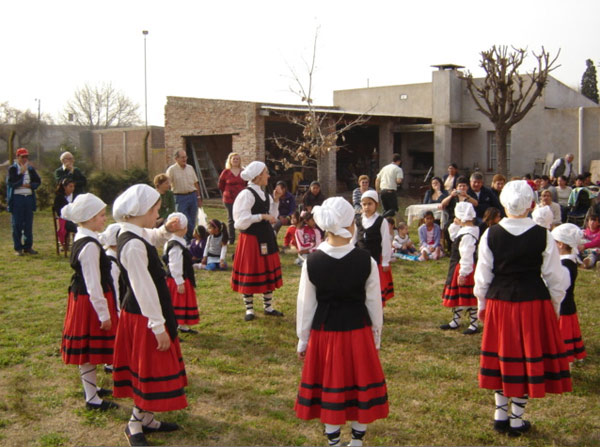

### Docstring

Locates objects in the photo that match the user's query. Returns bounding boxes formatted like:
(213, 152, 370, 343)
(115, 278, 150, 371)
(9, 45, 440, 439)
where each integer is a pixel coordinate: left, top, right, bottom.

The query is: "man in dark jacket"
(7, 148, 42, 255)
(467, 172, 502, 225)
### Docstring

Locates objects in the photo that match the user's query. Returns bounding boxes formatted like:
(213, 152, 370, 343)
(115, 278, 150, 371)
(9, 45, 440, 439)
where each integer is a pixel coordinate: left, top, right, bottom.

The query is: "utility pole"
(35, 98, 41, 164)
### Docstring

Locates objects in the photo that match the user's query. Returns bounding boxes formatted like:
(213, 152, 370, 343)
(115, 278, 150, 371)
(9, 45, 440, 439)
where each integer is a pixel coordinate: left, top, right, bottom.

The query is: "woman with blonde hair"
(218, 152, 246, 243)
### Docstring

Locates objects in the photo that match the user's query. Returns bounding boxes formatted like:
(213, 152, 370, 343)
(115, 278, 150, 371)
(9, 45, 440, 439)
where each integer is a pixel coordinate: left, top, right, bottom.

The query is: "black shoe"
(440, 323, 459, 330)
(493, 419, 509, 433)
(86, 400, 118, 411)
(463, 327, 479, 335)
(244, 313, 255, 321)
(24, 248, 38, 255)
(104, 365, 114, 374)
(97, 387, 112, 398)
(125, 426, 149, 446)
(178, 327, 198, 334)
(264, 309, 284, 317)
(142, 421, 180, 433)
(508, 420, 531, 437)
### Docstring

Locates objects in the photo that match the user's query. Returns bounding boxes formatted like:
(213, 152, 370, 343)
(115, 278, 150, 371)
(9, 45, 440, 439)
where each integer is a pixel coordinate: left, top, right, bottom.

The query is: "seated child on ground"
(418, 211, 443, 261)
(189, 224, 207, 263)
(393, 221, 417, 255)
(282, 211, 300, 253)
(200, 219, 229, 271)
(295, 210, 322, 266)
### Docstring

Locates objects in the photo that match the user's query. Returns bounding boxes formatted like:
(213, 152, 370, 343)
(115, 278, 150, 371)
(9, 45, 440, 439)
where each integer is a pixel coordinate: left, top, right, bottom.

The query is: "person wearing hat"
(98, 223, 124, 315)
(295, 197, 388, 447)
(231, 161, 284, 321)
(54, 151, 87, 197)
(440, 201, 480, 334)
(551, 223, 587, 363)
(111, 184, 187, 445)
(7, 147, 42, 255)
(60, 193, 119, 412)
(474, 180, 571, 437)
(302, 180, 325, 212)
(354, 190, 394, 306)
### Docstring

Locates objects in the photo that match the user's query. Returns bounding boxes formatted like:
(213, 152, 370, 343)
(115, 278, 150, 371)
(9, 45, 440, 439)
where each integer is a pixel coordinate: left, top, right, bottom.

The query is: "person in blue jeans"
(7, 148, 41, 256)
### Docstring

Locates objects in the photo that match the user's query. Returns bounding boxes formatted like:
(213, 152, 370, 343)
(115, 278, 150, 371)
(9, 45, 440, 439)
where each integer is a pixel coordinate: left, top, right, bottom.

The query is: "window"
(487, 131, 511, 172)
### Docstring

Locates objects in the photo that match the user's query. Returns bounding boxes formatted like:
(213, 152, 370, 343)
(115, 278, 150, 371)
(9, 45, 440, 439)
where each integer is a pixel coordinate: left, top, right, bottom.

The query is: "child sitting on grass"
(189, 224, 207, 264)
(200, 219, 229, 271)
(282, 210, 300, 253)
(295, 210, 322, 266)
(393, 221, 417, 256)
(418, 211, 443, 261)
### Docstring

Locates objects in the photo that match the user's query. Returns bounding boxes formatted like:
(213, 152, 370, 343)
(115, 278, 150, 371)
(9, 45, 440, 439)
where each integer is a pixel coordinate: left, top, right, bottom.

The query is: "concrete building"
(164, 66, 600, 196)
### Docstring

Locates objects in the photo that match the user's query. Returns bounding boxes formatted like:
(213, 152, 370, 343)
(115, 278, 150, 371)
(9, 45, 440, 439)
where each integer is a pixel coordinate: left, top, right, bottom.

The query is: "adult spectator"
(467, 172, 502, 224)
(549, 153, 575, 183)
(302, 181, 325, 212)
(567, 174, 591, 219)
(375, 153, 403, 216)
(153, 173, 176, 227)
(535, 190, 562, 228)
(490, 174, 506, 199)
(53, 151, 87, 197)
(443, 163, 459, 191)
(218, 152, 246, 243)
(423, 176, 448, 204)
(538, 175, 558, 203)
(53, 178, 77, 234)
(352, 175, 373, 213)
(556, 175, 572, 222)
(7, 148, 41, 255)
(273, 181, 296, 233)
(166, 149, 203, 242)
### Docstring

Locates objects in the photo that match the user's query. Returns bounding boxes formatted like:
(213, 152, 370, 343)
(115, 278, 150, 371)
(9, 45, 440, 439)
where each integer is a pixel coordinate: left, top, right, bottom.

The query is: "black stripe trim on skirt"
(232, 267, 281, 277)
(481, 350, 569, 362)
(563, 337, 582, 344)
(565, 347, 586, 356)
(300, 380, 386, 394)
(62, 346, 114, 355)
(113, 380, 186, 401)
(113, 364, 186, 383)
(444, 285, 474, 291)
(231, 276, 282, 287)
(442, 293, 476, 299)
(296, 394, 388, 411)
(173, 306, 200, 311)
(63, 334, 116, 341)
(480, 368, 571, 383)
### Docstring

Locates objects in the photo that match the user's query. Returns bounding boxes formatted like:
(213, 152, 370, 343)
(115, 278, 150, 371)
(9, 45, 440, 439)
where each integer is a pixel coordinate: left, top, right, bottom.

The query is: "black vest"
(307, 248, 372, 331)
(163, 239, 196, 288)
(559, 258, 578, 316)
(241, 187, 278, 254)
(445, 232, 477, 285)
(117, 231, 178, 340)
(486, 224, 550, 302)
(356, 215, 384, 262)
(107, 254, 127, 309)
(69, 237, 115, 297)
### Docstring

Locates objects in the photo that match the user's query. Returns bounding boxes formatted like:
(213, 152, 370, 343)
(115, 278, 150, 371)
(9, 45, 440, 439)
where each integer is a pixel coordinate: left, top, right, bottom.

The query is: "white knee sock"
(494, 390, 509, 421)
(448, 307, 463, 328)
(243, 294, 254, 315)
(510, 396, 528, 428)
(349, 422, 367, 446)
(324, 424, 341, 446)
(467, 307, 478, 330)
(79, 363, 101, 404)
(263, 292, 274, 312)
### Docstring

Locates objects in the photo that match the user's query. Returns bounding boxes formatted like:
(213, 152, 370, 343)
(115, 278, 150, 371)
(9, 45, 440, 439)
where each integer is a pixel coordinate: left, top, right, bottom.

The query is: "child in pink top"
(295, 211, 322, 266)
(282, 211, 300, 252)
(578, 213, 600, 269)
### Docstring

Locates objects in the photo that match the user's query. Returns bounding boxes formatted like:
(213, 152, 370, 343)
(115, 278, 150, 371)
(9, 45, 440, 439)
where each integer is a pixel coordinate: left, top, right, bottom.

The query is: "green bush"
(88, 168, 151, 205)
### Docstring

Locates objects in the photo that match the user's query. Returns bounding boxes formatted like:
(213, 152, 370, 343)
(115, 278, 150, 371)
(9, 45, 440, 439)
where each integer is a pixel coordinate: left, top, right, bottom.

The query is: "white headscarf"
(312, 197, 355, 238)
(98, 223, 121, 247)
(113, 184, 160, 222)
(241, 161, 266, 182)
(532, 205, 553, 230)
(454, 201, 476, 222)
(60, 193, 106, 224)
(551, 223, 584, 255)
(500, 180, 535, 216)
(361, 190, 379, 203)
(167, 212, 188, 231)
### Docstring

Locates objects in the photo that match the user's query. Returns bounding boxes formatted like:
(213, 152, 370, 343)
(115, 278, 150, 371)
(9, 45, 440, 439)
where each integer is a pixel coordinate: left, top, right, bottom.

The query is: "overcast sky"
(2, 0, 599, 126)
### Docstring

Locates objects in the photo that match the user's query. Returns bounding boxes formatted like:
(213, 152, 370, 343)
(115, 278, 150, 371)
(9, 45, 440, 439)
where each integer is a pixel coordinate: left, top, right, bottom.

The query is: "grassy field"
(0, 198, 598, 447)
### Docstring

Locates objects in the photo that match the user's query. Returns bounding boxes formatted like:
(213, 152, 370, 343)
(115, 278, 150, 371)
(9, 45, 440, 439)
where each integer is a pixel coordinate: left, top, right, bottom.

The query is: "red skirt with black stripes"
(479, 298, 572, 398)
(377, 263, 394, 306)
(166, 277, 199, 326)
(442, 264, 477, 307)
(112, 310, 187, 412)
(62, 291, 119, 365)
(559, 313, 586, 362)
(231, 233, 282, 294)
(295, 326, 389, 425)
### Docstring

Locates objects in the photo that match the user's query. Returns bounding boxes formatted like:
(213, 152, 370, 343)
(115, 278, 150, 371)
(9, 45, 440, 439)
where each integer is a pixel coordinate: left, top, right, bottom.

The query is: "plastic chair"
(53, 210, 71, 257)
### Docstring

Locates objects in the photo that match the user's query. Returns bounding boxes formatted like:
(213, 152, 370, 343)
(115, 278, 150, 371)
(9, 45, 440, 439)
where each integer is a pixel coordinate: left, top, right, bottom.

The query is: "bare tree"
(61, 82, 141, 129)
(462, 46, 559, 176)
(270, 30, 370, 176)
(0, 102, 50, 155)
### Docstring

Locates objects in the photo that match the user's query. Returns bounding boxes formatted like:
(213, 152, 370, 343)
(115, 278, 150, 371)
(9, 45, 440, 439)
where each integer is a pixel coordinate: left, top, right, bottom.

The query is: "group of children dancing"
(58, 164, 588, 445)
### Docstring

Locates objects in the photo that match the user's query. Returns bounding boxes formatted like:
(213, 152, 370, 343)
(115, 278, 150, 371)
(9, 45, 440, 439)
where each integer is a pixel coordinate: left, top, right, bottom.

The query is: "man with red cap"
(7, 148, 41, 255)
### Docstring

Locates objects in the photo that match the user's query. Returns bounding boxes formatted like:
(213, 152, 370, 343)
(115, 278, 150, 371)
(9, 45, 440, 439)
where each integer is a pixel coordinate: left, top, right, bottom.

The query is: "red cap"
(16, 147, 29, 156)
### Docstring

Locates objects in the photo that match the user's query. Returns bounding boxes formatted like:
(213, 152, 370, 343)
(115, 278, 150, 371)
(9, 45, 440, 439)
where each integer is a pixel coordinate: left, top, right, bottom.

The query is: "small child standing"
(163, 212, 200, 334)
(440, 202, 480, 334)
(418, 211, 443, 261)
(201, 219, 229, 271)
(99, 223, 124, 313)
(60, 193, 119, 411)
(295, 211, 322, 266)
(551, 224, 587, 363)
(282, 210, 300, 252)
(392, 222, 417, 256)
(189, 224, 207, 264)
(295, 197, 388, 446)
(355, 191, 394, 305)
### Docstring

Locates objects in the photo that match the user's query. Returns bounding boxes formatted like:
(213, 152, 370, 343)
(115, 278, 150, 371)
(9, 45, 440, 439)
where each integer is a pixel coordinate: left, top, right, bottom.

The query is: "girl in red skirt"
(474, 180, 571, 437)
(231, 161, 284, 321)
(354, 190, 394, 306)
(296, 197, 388, 447)
(163, 212, 200, 333)
(551, 223, 587, 362)
(440, 201, 480, 334)
(61, 193, 119, 411)
(112, 184, 188, 446)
